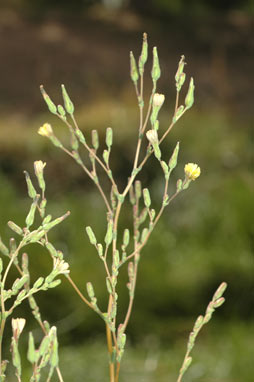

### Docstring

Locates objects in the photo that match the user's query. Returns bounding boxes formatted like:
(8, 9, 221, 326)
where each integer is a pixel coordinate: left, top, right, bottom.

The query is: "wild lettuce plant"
(0, 34, 226, 382)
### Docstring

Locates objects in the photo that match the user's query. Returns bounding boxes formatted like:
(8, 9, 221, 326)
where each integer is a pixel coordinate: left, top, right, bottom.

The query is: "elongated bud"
(86, 282, 95, 299)
(40, 85, 57, 114)
(175, 55, 186, 91)
(42, 211, 70, 231)
(103, 150, 109, 166)
(106, 277, 113, 294)
(213, 297, 225, 308)
(173, 105, 185, 123)
(57, 104, 66, 118)
(61, 84, 74, 114)
(185, 77, 195, 109)
(0, 236, 9, 256)
(91, 130, 99, 150)
(113, 249, 120, 268)
(143, 188, 151, 208)
(176, 179, 183, 192)
(130, 51, 139, 83)
(39, 335, 50, 357)
(86, 226, 97, 246)
(49, 327, 59, 368)
(160, 161, 169, 180)
(11, 337, 21, 376)
(26, 195, 40, 228)
(106, 127, 113, 148)
(104, 220, 113, 246)
(123, 229, 130, 247)
(133, 181, 141, 201)
(175, 55, 185, 83)
(27, 332, 36, 363)
(24, 171, 37, 199)
(141, 228, 148, 243)
(34, 160, 46, 192)
(97, 243, 103, 258)
(45, 242, 58, 257)
(213, 282, 227, 301)
(8, 221, 23, 236)
(193, 315, 204, 331)
(151, 47, 161, 82)
(138, 32, 148, 75)
(168, 142, 180, 171)
(75, 128, 86, 145)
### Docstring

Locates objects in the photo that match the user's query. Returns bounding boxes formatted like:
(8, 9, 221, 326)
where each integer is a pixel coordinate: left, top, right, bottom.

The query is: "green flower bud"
(185, 77, 195, 109)
(212, 282, 227, 301)
(26, 196, 39, 228)
(27, 332, 37, 364)
(123, 229, 130, 247)
(168, 142, 180, 171)
(40, 85, 57, 115)
(130, 51, 139, 83)
(91, 130, 99, 150)
(24, 171, 37, 199)
(86, 226, 97, 246)
(104, 220, 113, 246)
(61, 84, 74, 114)
(143, 188, 151, 208)
(8, 221, 23, 236)
(86, 282, 95, 299)
(138, 32, 148, 75)
(151, 47, 161, 82)
(106, 127, 113, 148)
(57, 104, 66, 118)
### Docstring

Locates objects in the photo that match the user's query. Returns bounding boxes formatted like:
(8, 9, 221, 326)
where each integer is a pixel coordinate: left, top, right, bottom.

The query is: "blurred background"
(0, 0, 253, 381)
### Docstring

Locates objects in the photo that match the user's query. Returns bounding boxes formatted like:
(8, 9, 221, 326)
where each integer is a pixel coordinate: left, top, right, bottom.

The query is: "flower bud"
(185, 77, 195, 109)
(130, 51, 139, 83)
(151, 47, 161, 82)
(61, 84, 74, 114)
(138, 32, 148, 75)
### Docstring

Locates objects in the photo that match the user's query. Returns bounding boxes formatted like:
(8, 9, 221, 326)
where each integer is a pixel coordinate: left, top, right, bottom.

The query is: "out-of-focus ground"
(0, 3, 253, 381)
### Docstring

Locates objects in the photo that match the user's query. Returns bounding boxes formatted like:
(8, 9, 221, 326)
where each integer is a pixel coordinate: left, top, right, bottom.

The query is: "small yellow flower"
(184, 163, 201, 180)
(34, 160, 46, 175)
(11, 318, 26, 339)
(38, 123, 53, 137)
(146, 129, 158, 144)
(153, 93, 165, 108)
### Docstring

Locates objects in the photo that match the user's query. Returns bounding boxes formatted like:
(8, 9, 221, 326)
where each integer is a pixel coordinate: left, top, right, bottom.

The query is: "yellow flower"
(146, 129, 158, 144)
(38, 123, 53, 137)
(153, 93, 165, 108)
(34, 160, 46, 175)
(11, 318, 26, 339)
(184, 163, 201, 180)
